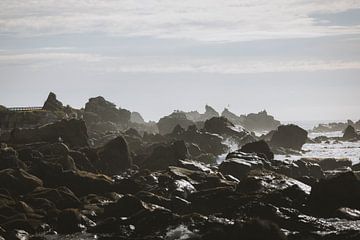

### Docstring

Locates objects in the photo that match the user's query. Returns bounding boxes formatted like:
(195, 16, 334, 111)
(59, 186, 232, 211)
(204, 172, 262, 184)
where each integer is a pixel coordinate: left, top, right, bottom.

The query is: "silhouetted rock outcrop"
(221, 108, 244, 125)
(204, 117, 256, 146)
(242, 110, 281, 132)
(343, 125, 358, 140)
(85, 96, 130, 125)
(42, 92, 63, 111)
(157, 112, 194, 135)
(185, 105, 219, 122)
(270, 124, 308, 150)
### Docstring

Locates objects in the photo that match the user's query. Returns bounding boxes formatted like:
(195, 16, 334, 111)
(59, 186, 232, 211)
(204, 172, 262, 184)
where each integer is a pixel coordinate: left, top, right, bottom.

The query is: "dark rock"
(97, 136, 132, 174)
(141, 140, 188, 170)
(85, 96, 131, 125)
(0, 169, 42, 195)
(56, 208, 83, 234)
(219, 152, 266, 179)
(241, 110, 281, 132)
(10, 119, 89, 148)
(157, 112, 194, 135)
(270, 124, 308, 150)
(42, 92, 63, 111)
(343, 125, 358, 140)
(240, 140, 274, 160)
(28, 186, 81, 209)
(0, 146, 26, 170)
(309, 171, 360, 215)
(167, 125, 228, 156)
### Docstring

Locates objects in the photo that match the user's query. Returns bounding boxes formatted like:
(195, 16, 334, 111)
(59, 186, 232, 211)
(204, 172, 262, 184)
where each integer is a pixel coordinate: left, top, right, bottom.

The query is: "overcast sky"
(0, 0, 360, 121)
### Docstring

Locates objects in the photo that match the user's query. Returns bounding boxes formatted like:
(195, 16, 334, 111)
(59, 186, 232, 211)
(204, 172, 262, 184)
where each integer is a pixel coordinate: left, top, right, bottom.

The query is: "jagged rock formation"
(221, 109, 280, 132)
(221, 108, 244, 125)
(85, 96, 130, 125)
(241, 110, 281, 132)
(130, 111, 145, 124)
(0, 112, 359, 239)
(185, 105, 219, 122)
(313, 120, 360, 132)
(157, 111, 194, 135)
(343, 125, 359, 140)
(203, 117, 256, 146)
(42, 92, 64, 111)
(269, 124, 308, 150)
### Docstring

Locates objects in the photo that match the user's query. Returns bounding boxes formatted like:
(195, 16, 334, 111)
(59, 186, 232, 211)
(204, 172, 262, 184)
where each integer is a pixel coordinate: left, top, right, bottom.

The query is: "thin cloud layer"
(0, 0, 359, 41)
(1, 52, 360, 74)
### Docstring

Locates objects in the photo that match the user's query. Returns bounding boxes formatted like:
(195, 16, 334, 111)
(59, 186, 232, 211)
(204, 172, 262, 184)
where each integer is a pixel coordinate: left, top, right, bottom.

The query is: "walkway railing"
(7, 107, 44, 112)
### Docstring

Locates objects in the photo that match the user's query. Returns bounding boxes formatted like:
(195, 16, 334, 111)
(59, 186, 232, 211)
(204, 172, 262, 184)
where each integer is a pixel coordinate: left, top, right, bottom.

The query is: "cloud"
(1, 51, 360, 74)
(0, 0, 359, 42)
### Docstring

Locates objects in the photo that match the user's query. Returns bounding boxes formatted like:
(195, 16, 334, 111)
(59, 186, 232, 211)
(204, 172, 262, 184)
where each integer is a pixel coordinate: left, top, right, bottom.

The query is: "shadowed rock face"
(85, 96, 130, 125)
(42, 92, 64, 111)
(270, 124, 308, 150)
(9, 119, 89, 148)
(97, 135, 132, 174)
(240, 140, 274, 160)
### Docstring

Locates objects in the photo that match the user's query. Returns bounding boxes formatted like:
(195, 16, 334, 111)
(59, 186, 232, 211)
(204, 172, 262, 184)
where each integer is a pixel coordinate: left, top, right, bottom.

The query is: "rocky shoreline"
(0, 93, 360, 240)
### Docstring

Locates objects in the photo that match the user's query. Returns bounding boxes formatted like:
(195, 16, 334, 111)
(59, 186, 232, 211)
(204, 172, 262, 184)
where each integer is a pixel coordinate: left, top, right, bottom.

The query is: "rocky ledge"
(0, 119, 359, 240)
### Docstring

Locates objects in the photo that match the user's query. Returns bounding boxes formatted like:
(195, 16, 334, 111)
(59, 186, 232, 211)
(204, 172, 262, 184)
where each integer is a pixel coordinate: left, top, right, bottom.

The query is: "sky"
(0, 0, 360, 122)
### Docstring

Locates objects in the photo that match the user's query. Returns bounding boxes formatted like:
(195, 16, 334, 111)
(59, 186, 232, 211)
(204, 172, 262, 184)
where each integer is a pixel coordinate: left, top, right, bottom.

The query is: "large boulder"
(203, 117, 255, 146)
(309, 172, 360, 216)
(343, 125, 358, 140)
(167, 124, 228, 156)
(42, 92, 63, 111)
(10, 119, 89, 148)
(219, 152, 266, 179)
(269, 124, 307, 150)
(85, 96, 130, 125)
(240, 140, 274, 160)
(97, 136, 132, 174)
(142, 140, 189, 170)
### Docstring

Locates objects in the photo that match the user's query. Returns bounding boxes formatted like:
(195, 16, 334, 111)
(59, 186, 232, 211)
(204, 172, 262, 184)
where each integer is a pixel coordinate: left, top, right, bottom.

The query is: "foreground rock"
(270, 124, 308, 150)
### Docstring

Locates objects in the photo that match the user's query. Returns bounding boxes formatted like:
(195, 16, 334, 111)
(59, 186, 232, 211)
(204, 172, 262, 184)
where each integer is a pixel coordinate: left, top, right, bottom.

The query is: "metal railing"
(7, 107, 44, 112)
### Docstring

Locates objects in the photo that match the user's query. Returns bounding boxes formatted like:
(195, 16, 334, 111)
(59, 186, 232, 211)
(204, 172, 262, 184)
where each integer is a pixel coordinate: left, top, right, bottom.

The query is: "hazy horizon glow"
(0, 0, 359, 122)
